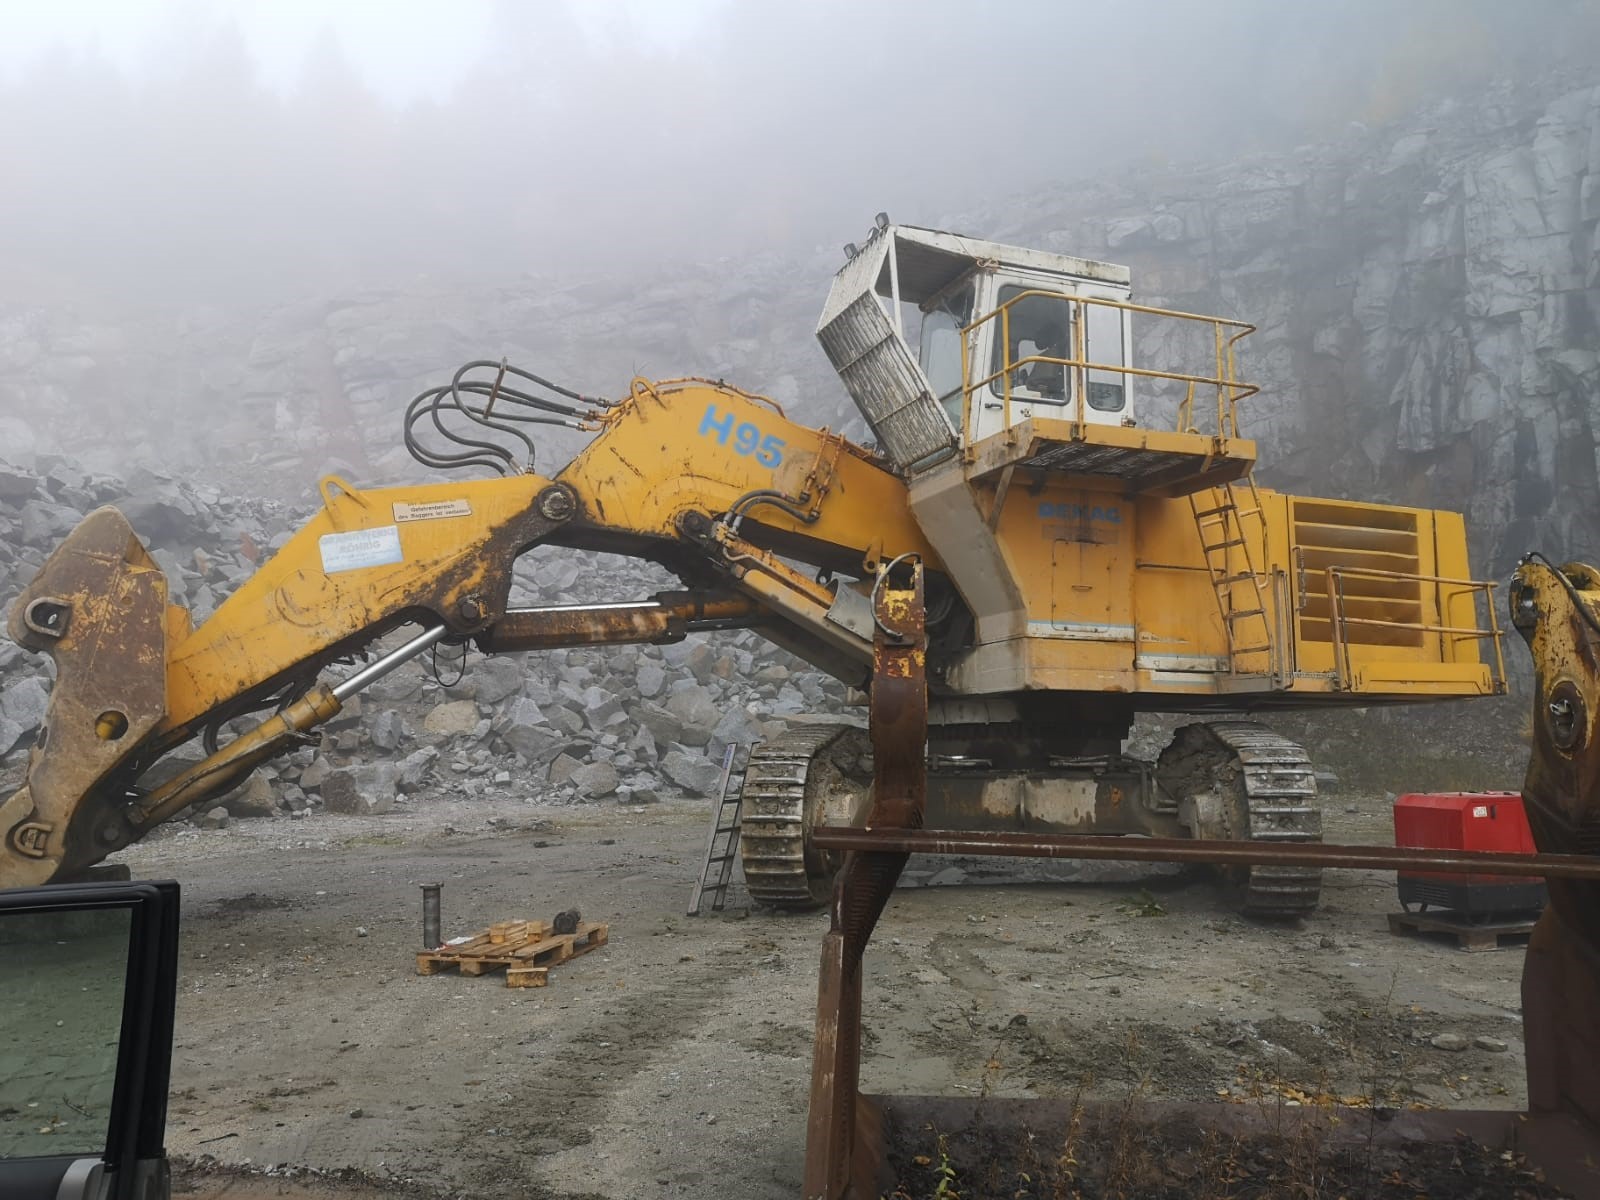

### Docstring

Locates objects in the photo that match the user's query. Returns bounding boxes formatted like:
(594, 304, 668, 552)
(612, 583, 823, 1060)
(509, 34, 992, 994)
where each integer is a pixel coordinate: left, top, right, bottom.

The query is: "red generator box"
(1393, 792, 1546, 917)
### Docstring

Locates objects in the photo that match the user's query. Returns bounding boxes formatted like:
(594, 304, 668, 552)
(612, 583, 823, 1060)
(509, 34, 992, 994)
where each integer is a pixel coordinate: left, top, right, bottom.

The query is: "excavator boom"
(1, 379, 934, 885)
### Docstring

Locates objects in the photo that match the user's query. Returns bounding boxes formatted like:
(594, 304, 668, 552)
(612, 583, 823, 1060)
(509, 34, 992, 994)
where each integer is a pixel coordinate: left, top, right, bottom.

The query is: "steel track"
(1203, 720, 1324, 918)
(737, 724, 870, 909)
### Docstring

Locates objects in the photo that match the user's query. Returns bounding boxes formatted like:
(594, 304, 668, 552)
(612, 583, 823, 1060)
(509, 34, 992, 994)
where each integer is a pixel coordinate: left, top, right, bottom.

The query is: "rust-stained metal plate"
(804, 560, 927, 1200)
(1, 507, 169, 886)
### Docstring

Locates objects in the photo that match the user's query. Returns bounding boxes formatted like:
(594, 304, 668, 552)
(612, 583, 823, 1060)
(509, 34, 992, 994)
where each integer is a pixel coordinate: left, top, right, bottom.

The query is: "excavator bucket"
(1511, 558, 1600, 1137)
(1, 507, 170, 886)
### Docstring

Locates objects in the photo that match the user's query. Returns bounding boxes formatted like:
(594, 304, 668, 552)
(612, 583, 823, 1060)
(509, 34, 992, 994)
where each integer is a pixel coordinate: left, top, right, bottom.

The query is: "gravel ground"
(102, 790, 1535, 1200)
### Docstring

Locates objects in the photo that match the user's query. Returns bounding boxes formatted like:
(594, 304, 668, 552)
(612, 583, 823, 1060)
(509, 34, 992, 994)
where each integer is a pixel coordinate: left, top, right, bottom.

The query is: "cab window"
(918, 285, 974, 430)
(989, 285, 1073, 403)
(1085, 300, 1127, 412)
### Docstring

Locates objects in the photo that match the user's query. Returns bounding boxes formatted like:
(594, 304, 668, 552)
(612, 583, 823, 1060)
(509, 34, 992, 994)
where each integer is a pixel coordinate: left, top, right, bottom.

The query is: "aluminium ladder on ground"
(687, 743, 747, 916)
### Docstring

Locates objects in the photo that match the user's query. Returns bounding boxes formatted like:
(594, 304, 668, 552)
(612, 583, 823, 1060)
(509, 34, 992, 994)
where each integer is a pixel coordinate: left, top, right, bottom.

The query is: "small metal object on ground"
(421, 882, 442, 950)
(415, 919, 608, 988)
(1387, 909, 1537, 952)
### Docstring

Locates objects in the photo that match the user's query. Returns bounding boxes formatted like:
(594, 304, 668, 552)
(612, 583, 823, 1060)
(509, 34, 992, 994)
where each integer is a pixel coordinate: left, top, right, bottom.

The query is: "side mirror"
(0, 881, 179, 1200)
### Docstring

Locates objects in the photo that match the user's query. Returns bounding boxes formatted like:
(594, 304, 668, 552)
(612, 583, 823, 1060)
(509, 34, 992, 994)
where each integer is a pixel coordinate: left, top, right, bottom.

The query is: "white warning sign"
(319, 525, 403, 574)
(393, 499, 472, 523)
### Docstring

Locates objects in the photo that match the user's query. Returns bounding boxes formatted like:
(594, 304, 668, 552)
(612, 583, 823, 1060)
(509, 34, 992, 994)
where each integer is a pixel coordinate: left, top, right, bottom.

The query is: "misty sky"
(0, 0, 721, 100)
(3, 0, 1598, 304)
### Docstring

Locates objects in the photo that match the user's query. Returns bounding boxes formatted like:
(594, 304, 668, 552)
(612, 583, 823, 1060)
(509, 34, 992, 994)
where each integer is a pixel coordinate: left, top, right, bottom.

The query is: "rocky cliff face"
(980, 77, 1600, 576)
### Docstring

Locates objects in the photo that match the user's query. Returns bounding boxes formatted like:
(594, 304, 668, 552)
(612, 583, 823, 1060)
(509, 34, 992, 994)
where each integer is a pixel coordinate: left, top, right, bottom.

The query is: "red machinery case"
(1393, 791, 1546, 916)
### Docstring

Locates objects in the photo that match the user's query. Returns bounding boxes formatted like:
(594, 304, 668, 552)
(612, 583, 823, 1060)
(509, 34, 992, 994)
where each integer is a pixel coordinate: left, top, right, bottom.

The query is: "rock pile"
(0, 456, 849, 826)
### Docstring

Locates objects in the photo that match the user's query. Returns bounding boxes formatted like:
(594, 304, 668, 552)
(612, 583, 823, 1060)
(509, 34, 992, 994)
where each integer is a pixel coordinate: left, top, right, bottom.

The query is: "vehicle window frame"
(0, 881, 178, 1200)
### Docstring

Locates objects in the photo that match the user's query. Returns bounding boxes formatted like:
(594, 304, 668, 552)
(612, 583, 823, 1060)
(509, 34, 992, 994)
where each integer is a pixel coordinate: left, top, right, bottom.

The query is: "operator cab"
(913, 246, 1132, 442)
(817, 217, 1255, 494)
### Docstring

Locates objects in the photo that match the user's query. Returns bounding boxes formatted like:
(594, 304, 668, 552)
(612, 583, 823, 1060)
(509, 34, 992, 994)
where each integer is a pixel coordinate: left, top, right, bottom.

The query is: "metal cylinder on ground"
(421, 883, 442, 950)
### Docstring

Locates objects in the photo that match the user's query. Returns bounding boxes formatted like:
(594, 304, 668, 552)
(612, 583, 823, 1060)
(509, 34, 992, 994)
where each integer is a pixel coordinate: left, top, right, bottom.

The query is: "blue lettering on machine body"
(1038, 501, 1121, 524)
(699, 404, 786, 468)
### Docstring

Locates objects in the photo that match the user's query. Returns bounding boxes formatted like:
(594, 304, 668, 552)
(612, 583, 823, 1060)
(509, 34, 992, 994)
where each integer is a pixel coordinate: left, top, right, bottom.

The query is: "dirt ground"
(108, 790, 1535, 1200)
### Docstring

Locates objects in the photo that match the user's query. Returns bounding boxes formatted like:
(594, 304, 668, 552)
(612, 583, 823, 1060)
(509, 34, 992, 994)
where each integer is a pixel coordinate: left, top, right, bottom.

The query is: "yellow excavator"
(0, 219, 1507, 916)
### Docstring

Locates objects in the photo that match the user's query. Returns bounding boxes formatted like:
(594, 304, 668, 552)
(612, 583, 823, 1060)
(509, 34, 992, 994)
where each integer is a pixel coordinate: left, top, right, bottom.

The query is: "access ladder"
(687, 743, 746, 916)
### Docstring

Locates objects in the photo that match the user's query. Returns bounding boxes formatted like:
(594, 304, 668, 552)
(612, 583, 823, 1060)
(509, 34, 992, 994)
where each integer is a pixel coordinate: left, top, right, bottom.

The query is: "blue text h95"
(700, 404, 785, 469)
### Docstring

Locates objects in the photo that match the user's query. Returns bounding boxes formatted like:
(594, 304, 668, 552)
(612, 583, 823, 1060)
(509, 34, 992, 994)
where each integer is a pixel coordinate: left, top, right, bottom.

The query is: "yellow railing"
(1324, 566, 1507, 692)
(956, 289, 1257, 440)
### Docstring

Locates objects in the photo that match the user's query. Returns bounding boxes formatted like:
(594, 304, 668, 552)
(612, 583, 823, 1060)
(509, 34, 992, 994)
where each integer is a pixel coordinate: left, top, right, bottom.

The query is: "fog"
(5, 0, 1599, 305)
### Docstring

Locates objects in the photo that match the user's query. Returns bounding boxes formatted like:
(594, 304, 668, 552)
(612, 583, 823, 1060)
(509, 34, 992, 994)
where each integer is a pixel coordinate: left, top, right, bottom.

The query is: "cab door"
(0, 881, 179, 1200)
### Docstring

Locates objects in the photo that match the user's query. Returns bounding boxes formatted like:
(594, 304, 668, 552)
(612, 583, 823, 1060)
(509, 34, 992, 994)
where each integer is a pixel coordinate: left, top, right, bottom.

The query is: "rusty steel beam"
(809, 827, 1600, 880)
(804, 560, 927, 1200)
(476, 591, 756, 652)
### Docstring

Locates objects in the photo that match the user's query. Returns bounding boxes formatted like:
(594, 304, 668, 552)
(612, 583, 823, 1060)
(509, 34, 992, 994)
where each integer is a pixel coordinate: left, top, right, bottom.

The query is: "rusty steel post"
(803, 560, 927, 1200)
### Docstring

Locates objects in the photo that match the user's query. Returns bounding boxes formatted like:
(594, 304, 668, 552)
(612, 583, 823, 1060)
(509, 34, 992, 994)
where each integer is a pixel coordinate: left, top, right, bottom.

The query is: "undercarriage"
(737, 714, 1323, 919)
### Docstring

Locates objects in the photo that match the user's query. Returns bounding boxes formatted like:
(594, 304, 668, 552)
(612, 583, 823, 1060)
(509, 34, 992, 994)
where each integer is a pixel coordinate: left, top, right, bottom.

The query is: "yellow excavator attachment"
(3, 508, 171, 885)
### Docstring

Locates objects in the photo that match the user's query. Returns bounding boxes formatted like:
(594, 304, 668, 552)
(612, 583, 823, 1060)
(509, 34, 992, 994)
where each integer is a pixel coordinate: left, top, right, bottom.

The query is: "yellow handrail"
(1323, 566, 1506, 691)
(957, 288, 1258, 440)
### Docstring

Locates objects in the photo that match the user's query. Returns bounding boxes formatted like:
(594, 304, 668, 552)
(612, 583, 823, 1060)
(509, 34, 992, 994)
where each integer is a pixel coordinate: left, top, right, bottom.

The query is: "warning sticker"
(393, 499, 472, 523)
(319, 525, 403, 574)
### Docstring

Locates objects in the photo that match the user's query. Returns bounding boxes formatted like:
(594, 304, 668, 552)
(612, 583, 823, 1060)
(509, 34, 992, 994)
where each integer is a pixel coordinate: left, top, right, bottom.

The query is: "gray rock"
(0, 467, 36, 502)
(569, 760, 620, 798)
(1429, 1032, 1468, 1052)
(661, 749, 725, 797)
(0, 714, 25, 758)
(548, 753, 584, 785)
(222, 773, 280, 819)
(397, 747, 440, 791)
(0, 676, 50, 731)
(198, 807, 230, 830)
(711, 705, 766, 753)
(636, 661, 666, 698)
(1473, 1035, 1508, 1053)
(634, 701, 685, 747)
(548, 707, 586, 736)
(503, 718, 564, 766)
(369, 708, 407, 752)
(473, 657, 526, 705)
(665, 688, 720, 747)
(423, 699, 480, 737)
(298, 756, 333, 791)
(321, 762, 399, 815)
(629, 724, 659, 765)
(501, 695, 545, 727)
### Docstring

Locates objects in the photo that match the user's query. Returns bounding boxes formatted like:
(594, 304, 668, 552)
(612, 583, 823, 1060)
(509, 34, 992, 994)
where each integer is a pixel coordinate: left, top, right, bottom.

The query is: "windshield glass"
(0, 906, 131, 1159)
(918, 286, 973, 431)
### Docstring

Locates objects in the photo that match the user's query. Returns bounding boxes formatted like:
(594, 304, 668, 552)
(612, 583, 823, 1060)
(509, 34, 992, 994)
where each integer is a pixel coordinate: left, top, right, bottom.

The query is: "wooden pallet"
(1387, 910, 1537, 952)
(416, 920, 609, 987)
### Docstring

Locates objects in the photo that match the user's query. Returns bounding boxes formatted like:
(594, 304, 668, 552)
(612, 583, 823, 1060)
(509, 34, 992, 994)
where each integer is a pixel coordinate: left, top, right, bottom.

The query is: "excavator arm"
(1, 374, 941, 886)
